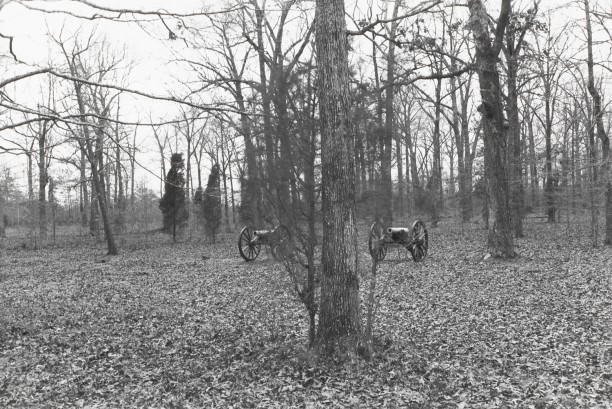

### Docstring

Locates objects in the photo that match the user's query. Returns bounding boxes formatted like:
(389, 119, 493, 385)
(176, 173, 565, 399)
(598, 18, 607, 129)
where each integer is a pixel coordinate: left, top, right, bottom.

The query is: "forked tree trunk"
(93, 122, 118, 255)
(315, 0, 362, 355)
(67, 66, 118, 255)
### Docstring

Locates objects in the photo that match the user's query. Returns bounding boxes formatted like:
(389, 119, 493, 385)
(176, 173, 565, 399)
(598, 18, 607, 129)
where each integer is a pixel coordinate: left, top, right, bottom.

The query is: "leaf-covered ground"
(1, 219, 611, 408)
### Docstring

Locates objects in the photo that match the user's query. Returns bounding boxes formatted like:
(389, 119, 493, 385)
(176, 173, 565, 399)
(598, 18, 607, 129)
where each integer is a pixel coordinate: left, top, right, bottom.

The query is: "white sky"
(0, 0, 610, 201)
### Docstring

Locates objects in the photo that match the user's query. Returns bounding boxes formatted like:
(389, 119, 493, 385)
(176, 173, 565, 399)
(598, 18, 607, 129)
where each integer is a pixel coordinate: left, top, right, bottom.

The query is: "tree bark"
(315, 0, 362, 355)
(584, 0, 611, 244)
(504, 26, 525, 236)
(468, 0, 515, 258)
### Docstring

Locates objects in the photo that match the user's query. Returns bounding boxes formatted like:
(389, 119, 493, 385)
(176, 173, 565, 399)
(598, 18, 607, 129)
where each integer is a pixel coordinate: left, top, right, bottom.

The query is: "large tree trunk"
(315, 0, 361, 355)
(584, 0, 611, 244)
(504, 32, 524, 236)
(468, 0, 515, 258)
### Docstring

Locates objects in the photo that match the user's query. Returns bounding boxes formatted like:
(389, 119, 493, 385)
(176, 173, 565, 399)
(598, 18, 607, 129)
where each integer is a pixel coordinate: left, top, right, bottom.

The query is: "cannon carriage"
(238, 225, 291, 262)
(368, 220, 428, 262)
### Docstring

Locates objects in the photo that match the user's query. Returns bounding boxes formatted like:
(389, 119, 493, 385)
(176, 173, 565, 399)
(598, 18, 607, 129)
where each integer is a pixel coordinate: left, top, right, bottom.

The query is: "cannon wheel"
(368, 222, 387, 261)
(271, 225, 291, 260)
(410, 220, 428, 262)
(238, 226, 261, 262)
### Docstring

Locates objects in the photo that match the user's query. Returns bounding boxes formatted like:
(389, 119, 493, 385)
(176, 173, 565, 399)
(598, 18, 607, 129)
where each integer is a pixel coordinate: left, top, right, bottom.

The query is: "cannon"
(238, 225, 290, 262)
(368, 220, 428, 262)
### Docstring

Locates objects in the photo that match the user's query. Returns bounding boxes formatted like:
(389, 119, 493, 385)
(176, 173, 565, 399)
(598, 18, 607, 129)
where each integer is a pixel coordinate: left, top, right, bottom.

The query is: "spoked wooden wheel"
(368, 222, 387, 261)
(238, 226, 261, 262)
(271, 225, 291, 260)
(410, 220, 428, 262)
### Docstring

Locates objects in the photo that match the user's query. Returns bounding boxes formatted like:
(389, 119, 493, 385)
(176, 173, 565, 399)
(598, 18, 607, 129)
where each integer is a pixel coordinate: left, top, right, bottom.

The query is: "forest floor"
(0, 218, 611, 408)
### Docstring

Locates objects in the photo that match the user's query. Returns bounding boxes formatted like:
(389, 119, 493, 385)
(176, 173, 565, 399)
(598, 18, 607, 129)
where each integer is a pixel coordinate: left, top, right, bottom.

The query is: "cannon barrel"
(253, 230, 272, 237)
(387, 227, 410, 234)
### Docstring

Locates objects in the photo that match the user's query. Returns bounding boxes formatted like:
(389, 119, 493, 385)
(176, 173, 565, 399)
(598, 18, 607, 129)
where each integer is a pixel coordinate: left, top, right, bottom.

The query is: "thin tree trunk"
(49, 177, 56, 241)
(528, 110, 538, 208)
(130, 131, 136, 209)
(544, 63, 556, 223)
(27, 151, 34, 233)
(67, 66, 118, 254)
(80, 149, 89, 229)
(450, 73, 467, 221)
(381, 0, 401, 226)
(0, 183, 5, 238)
(251, 1, 275, 194)
(504, 22, 525, 236)
(38, 120, 49, 242)
(432, 75, 443, 222)
(94, 123, 118, 254)
(396, 132, 404, 217)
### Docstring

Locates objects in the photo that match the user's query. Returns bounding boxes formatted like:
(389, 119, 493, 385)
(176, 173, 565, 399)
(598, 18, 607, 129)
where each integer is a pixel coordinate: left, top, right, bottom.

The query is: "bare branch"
(387, 64, 475, 90)
(0, 32, 20, 62)
(0, 68, 52, 89)
(1, 67, 247, 115)
(347, 0, 442, 36)
(18, 1, 246, 21)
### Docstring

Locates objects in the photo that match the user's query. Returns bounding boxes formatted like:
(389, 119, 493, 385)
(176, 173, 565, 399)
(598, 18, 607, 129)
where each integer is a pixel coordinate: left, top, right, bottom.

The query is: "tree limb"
(18, 1, 246, 21)
(347, 0, 443, 37)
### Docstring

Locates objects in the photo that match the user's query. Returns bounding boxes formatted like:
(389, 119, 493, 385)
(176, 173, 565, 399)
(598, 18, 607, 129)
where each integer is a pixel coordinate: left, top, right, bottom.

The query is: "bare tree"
(530, 15, 568, 223)
(583, 0, 611, 244)
(467, 0, 515, 258)
(315, 0, 362, 355)
(502, 4, 543, 236)
(58, 33, 121, 255)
